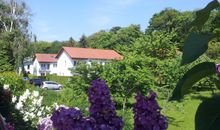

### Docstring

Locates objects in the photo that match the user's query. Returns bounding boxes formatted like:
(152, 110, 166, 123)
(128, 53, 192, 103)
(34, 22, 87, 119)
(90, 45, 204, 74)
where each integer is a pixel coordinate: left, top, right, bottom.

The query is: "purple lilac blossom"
(37, 117, 53, 130)
(133, 91, 168, 130)
(88, 79, 124, 130)
(216, 64, 220, 73)
(6, 122, 14, 130)
(51, 107, 93, 130)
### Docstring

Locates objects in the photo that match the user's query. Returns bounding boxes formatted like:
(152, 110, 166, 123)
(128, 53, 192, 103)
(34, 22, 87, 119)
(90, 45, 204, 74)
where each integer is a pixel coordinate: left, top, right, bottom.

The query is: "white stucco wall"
(24, 63, 33, 74)
(57, 51, 76, 76)
(49, 63, 58, 75)
(33, 59, 40, 76)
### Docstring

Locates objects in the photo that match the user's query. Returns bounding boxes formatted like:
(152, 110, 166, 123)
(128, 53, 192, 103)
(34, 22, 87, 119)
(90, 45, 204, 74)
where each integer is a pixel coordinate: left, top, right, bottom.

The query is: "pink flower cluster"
(216, 64, 220, 74)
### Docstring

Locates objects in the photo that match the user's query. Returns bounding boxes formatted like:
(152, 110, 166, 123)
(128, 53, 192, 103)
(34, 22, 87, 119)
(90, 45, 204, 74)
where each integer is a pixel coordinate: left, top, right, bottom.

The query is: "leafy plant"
(170, 0, 220, 129)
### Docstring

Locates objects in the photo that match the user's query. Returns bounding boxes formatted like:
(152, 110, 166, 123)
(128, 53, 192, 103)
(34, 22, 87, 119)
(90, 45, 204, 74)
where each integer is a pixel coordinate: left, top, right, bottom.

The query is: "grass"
(160, 91, 217, 130)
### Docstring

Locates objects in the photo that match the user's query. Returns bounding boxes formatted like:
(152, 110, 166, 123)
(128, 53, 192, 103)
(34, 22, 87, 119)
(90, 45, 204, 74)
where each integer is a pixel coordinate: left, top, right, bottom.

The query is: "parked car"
(29, 78, 43, 86)
(41, 81, 63, 90)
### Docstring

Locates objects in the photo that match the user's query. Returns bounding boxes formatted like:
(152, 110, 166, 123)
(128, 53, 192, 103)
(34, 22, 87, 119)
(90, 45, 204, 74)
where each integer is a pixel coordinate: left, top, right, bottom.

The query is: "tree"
(0, 0, 31, 73)
(147, 8, 194, 49)
(110, 26, 121, 33)
(86, 30, 112, 49)
(64, 37, 77, 47)
(78, 34, 88, 48)
(0, 36, 13, 72)
(87, 24, 143, 51)
(147, 8, 181, 33)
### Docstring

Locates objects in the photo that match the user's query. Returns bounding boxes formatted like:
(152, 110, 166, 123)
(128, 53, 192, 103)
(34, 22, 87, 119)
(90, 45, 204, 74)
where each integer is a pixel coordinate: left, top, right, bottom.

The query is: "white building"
(22, 57, 34, 74)
(32, 54, 57, 76)
(24, 47, 123, 76)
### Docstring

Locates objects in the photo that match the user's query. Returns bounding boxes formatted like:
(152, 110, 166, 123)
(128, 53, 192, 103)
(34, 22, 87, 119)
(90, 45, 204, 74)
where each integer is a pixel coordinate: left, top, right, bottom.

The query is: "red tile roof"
(35, 53, 57, 62)
(57, 47, 123, 60)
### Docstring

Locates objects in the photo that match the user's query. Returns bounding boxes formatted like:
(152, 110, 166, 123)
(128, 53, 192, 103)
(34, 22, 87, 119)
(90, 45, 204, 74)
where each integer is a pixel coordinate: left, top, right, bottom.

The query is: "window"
(47, 64, 50, 70)
(53, 63, 57, 68)
(73, 61, 77, 66)
(27, 65, 30, 70)
(41, 64, 45, 68)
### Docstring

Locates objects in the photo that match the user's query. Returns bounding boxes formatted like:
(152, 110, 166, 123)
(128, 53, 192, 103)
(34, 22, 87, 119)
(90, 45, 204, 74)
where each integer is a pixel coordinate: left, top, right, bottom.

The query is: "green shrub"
(58, 88, 89, 115)
(117, 109, 134, 130)
(35, 74, 70, 87)
(0, 72, 27, 95)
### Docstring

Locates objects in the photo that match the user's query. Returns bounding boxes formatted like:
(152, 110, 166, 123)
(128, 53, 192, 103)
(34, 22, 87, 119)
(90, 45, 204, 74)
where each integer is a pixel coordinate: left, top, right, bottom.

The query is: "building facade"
(24, 47, 123, 76)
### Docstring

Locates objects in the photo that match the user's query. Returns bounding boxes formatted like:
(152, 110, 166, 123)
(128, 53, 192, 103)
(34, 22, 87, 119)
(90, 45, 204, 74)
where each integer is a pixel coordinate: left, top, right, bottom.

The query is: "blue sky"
(26, 0, 212, 42)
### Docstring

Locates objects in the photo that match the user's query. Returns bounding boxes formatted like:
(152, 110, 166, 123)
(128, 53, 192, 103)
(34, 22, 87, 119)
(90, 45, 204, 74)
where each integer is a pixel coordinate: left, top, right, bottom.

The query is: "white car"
(41, 81, 63, 90)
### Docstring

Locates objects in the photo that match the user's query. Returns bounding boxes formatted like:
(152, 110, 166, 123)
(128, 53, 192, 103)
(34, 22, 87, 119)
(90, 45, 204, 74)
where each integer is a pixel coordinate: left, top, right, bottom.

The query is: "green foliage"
(0, 37, 13, 72)
(131, 31, 177, 59)
(101, 56, 155, 107)
(147, 8, 194, 49)
(0, 72, 27, 95)
(181, 33, 215, 65)
(117, 109, 134, 130)
(44, 74, 70, 87)
(87, 24, 143, 51)
(148, 8, 181, 33)
(171, 1, 220, 129)
(151, 58, 186, 99)
(195, 96, 220, 130)
(69, 62, 104, 94)
(78, 34, 88, 48)
(207, 41, 220, 61)
(171, 62, 216, 100)
(0, 0, 31, 72)
(58, 88, 89, 115)
(191, 0, 220, 30)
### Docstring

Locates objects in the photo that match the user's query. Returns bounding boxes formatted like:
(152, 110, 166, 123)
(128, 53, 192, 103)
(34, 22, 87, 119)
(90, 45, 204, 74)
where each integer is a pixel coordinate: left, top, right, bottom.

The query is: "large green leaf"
(191, 0, 220, 30)
(181, 33, 215, 65)
(170, 62, 216, 100)
(195, 96, 220, 130)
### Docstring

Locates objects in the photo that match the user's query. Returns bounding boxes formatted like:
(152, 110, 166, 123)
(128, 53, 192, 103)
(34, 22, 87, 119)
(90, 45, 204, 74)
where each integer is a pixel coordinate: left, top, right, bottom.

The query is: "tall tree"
(0, 0, 31, 73)
(64, 36, 77, 47)
(147, 8, 194, 49)
(78, 34, 88, 48)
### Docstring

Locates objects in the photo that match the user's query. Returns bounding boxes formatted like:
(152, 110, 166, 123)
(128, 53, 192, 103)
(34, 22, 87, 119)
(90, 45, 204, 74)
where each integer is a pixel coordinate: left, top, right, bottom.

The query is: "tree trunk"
(122, 96, 128, 111)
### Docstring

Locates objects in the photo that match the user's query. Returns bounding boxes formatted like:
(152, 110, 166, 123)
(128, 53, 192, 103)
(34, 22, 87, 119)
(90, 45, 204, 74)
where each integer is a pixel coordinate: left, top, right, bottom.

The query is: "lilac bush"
(49, 79, 168, 130)
(133, 91, 168, 130)
(88, 79, 124, 130)
(37, 117, 53, 130)
(51, 106, 94, 130)
(216, 64, 220, 74)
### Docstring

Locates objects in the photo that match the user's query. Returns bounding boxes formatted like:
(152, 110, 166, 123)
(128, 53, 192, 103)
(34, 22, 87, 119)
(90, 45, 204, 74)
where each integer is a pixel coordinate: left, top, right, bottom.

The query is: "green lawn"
(161, 91, 217, 130)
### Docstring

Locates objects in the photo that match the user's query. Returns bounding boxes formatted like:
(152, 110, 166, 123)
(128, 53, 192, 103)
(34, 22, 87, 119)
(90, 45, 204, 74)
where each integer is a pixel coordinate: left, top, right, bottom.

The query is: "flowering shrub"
(37, 117, 53, 130)
(13, 89, 51, 127)
(133, 91, 168, 130)
(216, 64, 220, 74)
(51, 106, 93, 130)
(0, 72, 25, 95)
(49, 79, 124, 130)
(88, 79, 124, 130)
